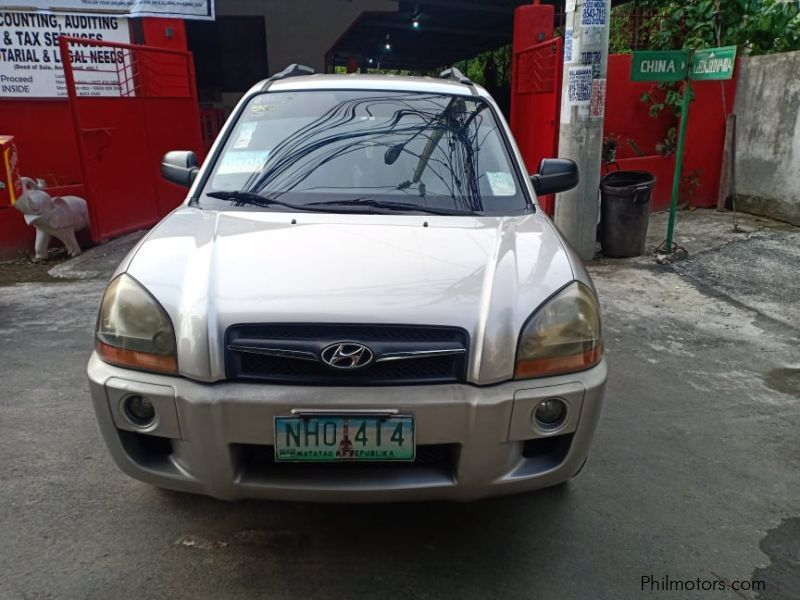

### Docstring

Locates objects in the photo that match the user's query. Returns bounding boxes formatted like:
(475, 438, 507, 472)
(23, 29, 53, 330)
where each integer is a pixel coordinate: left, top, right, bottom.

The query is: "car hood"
(125, 207, 576, 384)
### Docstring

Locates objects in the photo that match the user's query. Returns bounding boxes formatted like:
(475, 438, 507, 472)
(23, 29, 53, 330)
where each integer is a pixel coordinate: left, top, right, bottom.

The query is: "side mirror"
(531, 158, 579, 195)
(161, 150, 199, 188)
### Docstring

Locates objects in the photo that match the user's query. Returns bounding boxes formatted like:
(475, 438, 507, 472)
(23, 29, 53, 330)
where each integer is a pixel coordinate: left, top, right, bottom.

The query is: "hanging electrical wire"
(240, 92, 489, 212)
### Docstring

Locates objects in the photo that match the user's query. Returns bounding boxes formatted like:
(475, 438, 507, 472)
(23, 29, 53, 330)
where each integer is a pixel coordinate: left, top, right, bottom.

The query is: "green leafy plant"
(641, 81, 694, 119)
(626, 139, 646, 157)
(603, 133, 647, 161)
(656, 127, 678, 156)
(603, 134, 622, 162)
(633, 0, 800, 55)
(744, 0, 800, 53)
(460, 46, 512, 88)
(640, 80, 697, 154)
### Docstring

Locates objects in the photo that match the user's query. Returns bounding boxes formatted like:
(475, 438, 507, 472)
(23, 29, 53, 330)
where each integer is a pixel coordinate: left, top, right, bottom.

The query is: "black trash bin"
(599, 170, 656, 258)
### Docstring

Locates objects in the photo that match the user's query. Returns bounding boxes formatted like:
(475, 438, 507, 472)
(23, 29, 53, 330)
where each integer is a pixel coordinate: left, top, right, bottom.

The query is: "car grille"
(225, 324, 469, 385)
(232, 443, 459, 486)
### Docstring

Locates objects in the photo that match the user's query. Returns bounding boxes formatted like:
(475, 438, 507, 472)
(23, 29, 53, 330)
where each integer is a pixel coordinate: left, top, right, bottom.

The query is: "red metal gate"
(59, 36, 203, 242)
(510, 37, 563, 216)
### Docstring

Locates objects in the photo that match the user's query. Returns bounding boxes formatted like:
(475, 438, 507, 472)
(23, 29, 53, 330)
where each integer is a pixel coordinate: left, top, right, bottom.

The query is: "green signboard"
(631, 46, 737, 83)
(631, 50, 689, 82)
(630, 45, 737, 253)
(691, 46, 737, 80)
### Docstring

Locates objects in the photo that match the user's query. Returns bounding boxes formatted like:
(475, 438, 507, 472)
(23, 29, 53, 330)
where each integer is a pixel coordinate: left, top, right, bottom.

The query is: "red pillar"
(140, 18, 188, 50)
(512, 1, 554, 52)
(510, 2, 559, 215)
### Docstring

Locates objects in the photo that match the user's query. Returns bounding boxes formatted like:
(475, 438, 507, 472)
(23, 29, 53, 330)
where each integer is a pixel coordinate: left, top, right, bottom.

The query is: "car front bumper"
(87, 353, 607, 502)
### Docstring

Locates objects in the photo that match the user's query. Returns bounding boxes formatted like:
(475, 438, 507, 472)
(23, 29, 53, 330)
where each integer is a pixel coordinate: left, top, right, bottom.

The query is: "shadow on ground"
(139, 483, 578, 597)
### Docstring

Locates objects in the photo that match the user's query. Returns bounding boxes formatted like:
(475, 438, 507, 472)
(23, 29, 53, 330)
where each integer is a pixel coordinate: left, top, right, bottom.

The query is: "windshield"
(198, 90, 530, 215)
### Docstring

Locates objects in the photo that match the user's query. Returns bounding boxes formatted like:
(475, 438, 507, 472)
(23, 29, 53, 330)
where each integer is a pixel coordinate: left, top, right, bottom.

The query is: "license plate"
(274, 415, 415, 462)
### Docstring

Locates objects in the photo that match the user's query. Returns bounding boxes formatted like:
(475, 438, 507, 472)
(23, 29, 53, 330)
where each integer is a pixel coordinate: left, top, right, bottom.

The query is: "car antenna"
(438, 66, 471, 85)
(438, 66, 478, 96)
(261, 64, 315, 91)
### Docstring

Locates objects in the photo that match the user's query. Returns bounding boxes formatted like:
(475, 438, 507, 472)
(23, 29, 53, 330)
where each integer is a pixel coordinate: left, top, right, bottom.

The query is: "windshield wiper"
(305, 198, 476, 216)
(206, 190, 328, 212)
(208, 191, 476, 216)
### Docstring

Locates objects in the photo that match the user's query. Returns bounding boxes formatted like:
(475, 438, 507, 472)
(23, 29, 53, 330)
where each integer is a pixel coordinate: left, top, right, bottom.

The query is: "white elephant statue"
(14, 177, 89, 260)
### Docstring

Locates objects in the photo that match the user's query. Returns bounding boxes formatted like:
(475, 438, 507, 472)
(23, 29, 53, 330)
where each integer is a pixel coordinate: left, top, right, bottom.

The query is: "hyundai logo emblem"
(320, 342, 374, 370)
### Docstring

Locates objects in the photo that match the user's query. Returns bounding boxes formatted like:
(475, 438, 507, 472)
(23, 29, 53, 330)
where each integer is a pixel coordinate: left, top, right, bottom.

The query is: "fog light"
(534, 398, 567, 431)
(124, 395, 156, 426)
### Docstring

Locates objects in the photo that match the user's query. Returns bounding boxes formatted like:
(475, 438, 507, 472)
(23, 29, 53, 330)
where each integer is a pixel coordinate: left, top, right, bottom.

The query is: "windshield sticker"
(233, 122, 257, 149)
(486, 172, 516, 196)
(216, 150, 270, 175)
(250, 94, 287, 115)
(250, 103, 274, 115)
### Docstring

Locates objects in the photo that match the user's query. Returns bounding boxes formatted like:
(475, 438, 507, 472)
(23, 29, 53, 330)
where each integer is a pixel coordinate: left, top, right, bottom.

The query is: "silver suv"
(87, 65, 606, 501)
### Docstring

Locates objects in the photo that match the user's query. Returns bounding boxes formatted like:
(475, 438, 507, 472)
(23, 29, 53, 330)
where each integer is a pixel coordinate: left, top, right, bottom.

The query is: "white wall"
(733, 50, 800, 225)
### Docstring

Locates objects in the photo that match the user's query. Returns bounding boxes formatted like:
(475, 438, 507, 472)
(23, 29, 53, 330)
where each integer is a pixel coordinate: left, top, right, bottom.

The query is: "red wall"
(0, 102, 84, 254)
(604, 54, 737, 209)
(510, 45, 736, 217)
(0, 18, 190, 258)
(683, 76, 736, 207)
(605, 55, 675, 159)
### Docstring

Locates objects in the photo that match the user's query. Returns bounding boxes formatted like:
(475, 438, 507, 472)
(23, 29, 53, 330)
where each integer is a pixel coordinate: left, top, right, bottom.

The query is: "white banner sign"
(0, 11, 132, 98)
(564, 27, 574, 63)
(3, 0, 213, 20)
(590, 78, 607, 119)
(582, 0, 608, 28)
(567, 65, 593, 106)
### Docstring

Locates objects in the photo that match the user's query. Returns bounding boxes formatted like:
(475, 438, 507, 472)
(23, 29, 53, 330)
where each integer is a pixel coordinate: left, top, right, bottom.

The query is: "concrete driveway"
(0, 211, 797, 599)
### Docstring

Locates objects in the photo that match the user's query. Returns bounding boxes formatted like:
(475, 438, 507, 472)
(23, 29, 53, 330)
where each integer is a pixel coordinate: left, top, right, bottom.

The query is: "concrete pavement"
(0, 210, 797, 599)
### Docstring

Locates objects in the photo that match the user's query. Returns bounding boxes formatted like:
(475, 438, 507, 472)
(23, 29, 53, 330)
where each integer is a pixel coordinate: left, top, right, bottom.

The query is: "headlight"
(515, 281, 603, 379)
(95, 274, 178, 374)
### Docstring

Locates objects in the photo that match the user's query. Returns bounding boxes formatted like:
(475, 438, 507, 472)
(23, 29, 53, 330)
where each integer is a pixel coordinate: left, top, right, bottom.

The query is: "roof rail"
(438, 66, 472, 85)
(261, 64, 315, 91)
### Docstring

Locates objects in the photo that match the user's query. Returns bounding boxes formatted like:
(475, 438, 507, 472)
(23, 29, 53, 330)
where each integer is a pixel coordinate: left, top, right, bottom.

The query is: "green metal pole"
(666, 76, 692, 251)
